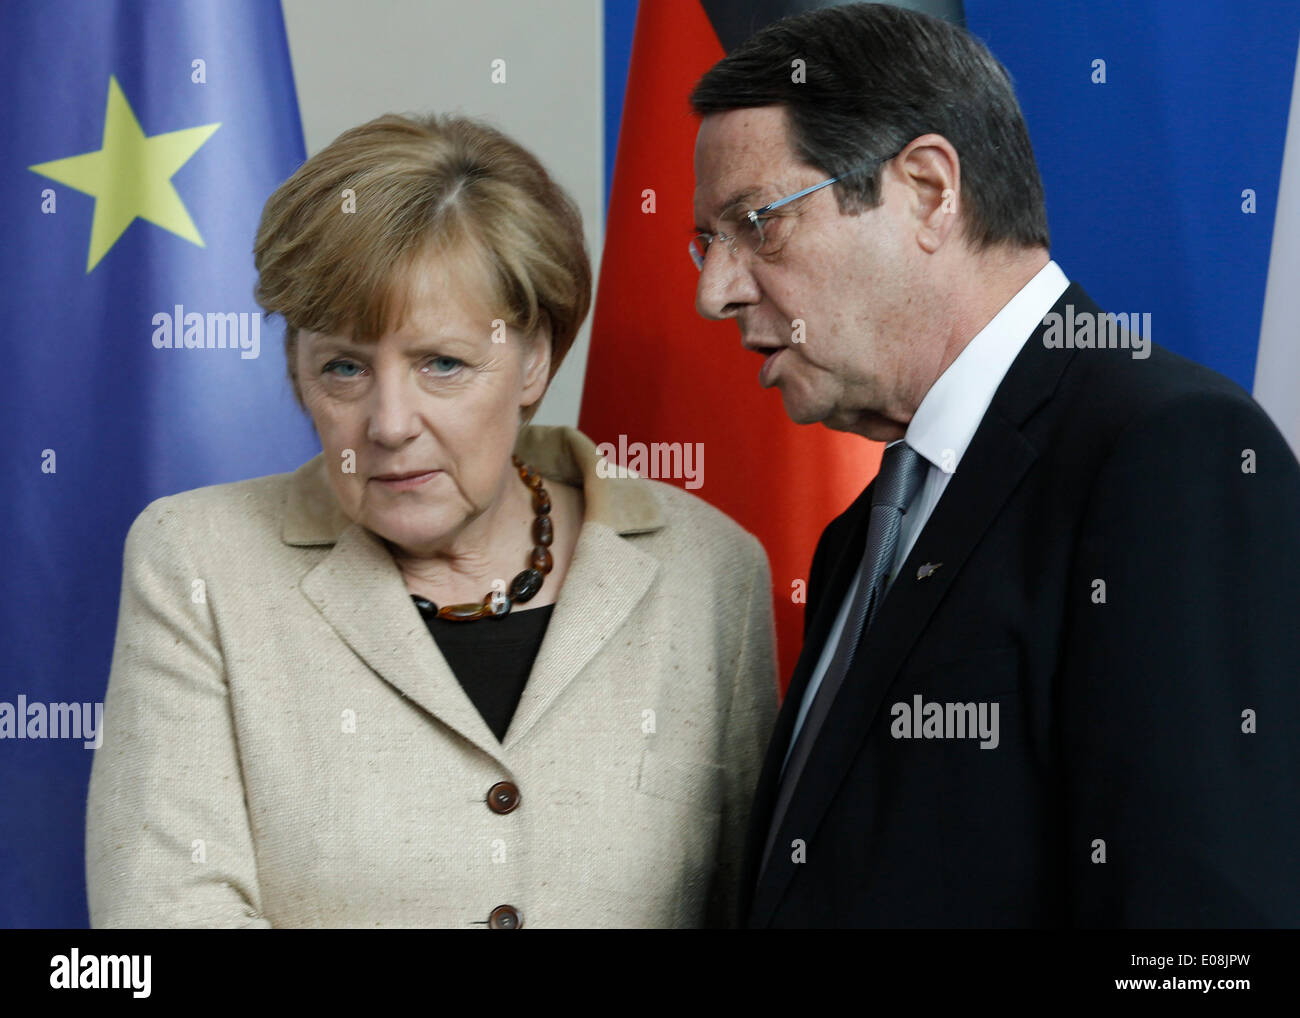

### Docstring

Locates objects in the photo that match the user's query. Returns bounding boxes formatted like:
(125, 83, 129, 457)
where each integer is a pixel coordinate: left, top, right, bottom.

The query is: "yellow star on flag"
(29, 75, 220, 272)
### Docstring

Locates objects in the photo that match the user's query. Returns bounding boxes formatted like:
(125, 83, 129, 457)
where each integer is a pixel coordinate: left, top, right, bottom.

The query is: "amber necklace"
(410, 456, 554, 621)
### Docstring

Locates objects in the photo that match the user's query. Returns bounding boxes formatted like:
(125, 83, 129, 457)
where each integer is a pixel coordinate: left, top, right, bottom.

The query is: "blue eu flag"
(0, 0, 318, 926)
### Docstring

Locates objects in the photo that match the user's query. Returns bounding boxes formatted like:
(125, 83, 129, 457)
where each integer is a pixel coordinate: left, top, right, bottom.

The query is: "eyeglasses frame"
(689, 149, 905, 271)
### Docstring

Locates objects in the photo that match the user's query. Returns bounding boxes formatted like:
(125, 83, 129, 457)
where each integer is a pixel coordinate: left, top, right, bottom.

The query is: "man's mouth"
(755, 346, 786, 388)
(742, 338, 785, 357)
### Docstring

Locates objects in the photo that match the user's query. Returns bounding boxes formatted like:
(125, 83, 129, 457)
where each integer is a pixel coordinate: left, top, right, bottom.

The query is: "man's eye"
(323, 359, 362, 377)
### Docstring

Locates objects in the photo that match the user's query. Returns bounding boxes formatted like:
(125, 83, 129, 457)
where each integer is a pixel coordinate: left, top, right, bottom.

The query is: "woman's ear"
(520, 315, 553, 410)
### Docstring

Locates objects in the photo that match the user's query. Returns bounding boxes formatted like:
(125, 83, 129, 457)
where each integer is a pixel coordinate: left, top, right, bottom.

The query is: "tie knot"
(871, 441, 927, 512)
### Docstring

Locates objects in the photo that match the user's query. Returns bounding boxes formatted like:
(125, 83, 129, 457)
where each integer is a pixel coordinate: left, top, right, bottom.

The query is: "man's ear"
(894, 133, 962, 254)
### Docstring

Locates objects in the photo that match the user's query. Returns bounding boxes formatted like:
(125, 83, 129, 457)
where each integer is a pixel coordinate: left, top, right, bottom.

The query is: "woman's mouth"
(372, 470, 439, 490)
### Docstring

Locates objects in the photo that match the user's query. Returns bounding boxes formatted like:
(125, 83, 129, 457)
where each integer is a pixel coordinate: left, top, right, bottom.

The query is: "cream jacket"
(86, 425, 778, 928)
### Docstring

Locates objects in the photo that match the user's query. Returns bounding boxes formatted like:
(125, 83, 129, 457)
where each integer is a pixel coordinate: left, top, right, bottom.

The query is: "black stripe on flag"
(699, 0, 965, 55)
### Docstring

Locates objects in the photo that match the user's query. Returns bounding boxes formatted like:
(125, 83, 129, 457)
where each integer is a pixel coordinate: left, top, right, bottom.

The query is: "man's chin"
(821, 407, 909, 442)
(774, 387, 837, 426)
(787, 396, 879, 437)
(777, 387, 826, 427)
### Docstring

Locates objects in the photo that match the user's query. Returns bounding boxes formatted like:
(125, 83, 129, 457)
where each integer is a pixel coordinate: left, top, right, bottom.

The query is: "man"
(690, 2, 1300, 927)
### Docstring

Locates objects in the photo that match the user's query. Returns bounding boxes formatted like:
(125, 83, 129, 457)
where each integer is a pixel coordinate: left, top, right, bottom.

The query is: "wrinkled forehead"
(298, 239, 500, 348)
(693, 106, 798, 226)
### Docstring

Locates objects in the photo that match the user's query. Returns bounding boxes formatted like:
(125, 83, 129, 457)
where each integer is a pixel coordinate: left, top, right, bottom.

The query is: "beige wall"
(280, 0, 603, 427)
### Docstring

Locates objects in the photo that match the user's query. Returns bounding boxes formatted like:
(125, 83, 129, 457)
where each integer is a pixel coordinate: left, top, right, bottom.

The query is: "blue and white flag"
(1255, 39, 1300, 457)
(0, 0, 317, 927)
(967, 0, 1300, 442)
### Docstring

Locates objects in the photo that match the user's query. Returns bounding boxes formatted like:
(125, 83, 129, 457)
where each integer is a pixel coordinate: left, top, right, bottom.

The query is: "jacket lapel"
(504, 522, 659, 747)
(503, 425, 665, 745)
(748, 283, 1092, 926)
(301, 520, 510, 767)
(283, 426, 667, 768)
(739, 481, 874, 918)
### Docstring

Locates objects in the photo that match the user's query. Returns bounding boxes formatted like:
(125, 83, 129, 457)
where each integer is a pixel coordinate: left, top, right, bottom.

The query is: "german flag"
(581, 1, 964, 684)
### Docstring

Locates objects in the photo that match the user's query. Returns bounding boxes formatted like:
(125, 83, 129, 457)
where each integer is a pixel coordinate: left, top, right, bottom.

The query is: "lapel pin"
(916, 562, 943, 581)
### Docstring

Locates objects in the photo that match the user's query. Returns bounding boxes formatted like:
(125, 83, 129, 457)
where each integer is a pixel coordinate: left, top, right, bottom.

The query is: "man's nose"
(694, 243, 760, 321)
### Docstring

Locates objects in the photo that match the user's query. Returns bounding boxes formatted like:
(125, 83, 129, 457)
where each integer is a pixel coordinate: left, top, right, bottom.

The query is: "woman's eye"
(323, 359, 363, 378)
(428, 356, 463, 375)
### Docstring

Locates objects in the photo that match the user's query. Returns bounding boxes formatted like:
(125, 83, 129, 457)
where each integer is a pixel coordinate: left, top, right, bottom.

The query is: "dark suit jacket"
(743, 282, 1300, 928)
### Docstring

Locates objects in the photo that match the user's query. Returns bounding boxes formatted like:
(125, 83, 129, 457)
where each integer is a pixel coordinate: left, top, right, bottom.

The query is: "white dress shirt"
(781, 260, 1070, 771)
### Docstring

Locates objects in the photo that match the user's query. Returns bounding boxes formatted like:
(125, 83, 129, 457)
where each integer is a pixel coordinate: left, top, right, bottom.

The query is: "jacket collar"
(282, 424, 666, 546)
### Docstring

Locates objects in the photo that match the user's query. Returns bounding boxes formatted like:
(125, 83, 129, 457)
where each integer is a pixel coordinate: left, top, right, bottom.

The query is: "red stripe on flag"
(581, 0, 880, 690)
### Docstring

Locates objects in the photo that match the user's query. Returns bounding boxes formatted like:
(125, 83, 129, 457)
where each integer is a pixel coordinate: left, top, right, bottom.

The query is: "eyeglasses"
(689, 150, 903, 271)
(690, 176, 839, 271)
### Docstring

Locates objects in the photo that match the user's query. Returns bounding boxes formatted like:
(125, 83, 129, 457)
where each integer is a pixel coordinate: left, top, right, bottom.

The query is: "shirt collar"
(282, 424, 666, 546)
(904, 259, 1069, 472)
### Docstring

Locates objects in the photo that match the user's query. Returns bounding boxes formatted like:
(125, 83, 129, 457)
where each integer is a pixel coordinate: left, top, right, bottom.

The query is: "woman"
(85, 112, 778, 928)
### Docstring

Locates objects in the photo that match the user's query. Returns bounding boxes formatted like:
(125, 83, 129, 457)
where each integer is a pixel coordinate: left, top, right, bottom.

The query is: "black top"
(412, 597, 555, 742)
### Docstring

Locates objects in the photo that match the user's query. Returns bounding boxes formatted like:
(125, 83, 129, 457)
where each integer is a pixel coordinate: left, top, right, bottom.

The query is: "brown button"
(488, 904, 522, 929)
(487, 781, 520, 814)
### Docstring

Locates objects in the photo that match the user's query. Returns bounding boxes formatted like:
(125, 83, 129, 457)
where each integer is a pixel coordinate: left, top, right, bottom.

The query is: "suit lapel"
(301, 521, 509, 767)
(739, 482, 873, 918)
(748, 283, 1091, 926)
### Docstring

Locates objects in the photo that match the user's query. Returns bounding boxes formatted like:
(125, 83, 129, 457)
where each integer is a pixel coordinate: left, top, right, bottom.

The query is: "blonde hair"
(253, 113, 591, 420)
